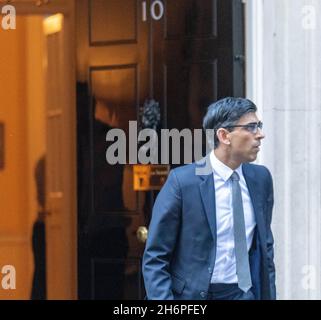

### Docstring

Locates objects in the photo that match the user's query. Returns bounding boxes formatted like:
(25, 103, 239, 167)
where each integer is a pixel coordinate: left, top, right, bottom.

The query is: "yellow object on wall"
(133, 164, 169, 191)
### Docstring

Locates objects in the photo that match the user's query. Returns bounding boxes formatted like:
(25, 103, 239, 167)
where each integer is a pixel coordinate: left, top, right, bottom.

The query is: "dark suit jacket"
(142, 155, 276, 300)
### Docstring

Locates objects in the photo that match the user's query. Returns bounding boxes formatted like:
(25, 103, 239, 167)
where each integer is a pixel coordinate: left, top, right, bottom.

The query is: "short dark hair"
(203, 97, 257, 149)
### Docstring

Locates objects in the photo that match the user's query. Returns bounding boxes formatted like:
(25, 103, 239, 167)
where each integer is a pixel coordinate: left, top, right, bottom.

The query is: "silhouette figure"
(31, 155, 47, 300)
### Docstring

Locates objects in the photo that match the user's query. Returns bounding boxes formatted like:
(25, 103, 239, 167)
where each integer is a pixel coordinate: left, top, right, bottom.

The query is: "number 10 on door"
(142, 0, 164, 21)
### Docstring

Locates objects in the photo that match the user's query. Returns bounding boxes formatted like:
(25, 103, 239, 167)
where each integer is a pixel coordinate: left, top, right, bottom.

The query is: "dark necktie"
(230, 171, 252, 292)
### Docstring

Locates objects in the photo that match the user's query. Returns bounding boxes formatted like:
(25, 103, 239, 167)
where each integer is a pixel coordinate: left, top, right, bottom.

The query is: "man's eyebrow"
(243, 122, 258, 125)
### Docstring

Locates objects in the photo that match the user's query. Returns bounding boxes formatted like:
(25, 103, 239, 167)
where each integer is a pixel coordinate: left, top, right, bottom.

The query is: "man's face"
(227, 112, 265, 163)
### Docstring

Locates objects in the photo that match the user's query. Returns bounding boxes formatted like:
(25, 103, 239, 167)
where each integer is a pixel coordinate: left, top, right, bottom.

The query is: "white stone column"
(246, 0, 321, 299)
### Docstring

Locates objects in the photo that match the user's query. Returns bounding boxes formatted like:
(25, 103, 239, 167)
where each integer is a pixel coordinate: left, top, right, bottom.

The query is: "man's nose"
(256, 128, 265, 139)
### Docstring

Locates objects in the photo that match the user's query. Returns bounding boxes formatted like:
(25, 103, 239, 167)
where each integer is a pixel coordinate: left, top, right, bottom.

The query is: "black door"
(76, 0, 245, 299)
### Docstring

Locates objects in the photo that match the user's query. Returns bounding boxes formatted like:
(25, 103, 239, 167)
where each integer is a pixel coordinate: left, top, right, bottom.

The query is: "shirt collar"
(210, 151, 243, 182)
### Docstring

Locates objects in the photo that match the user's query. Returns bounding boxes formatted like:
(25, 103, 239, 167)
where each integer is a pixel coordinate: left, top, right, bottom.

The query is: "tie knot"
(230, 171, 240, 181)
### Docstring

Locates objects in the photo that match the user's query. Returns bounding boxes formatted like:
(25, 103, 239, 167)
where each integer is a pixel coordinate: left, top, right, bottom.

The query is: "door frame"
(245, 0, 264, 112)
(244, 0, 266, 164)
(15, 0, 77, 299)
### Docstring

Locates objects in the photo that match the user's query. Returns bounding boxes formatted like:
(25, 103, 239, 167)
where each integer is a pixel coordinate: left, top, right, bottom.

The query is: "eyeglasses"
(223, 121, 263, 134)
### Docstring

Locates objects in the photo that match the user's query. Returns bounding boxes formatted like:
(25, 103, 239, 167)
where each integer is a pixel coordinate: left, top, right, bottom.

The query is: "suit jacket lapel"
(242, 164, 267, 246)
(197, 158, 266, 247)
(199, 172, 217, 242)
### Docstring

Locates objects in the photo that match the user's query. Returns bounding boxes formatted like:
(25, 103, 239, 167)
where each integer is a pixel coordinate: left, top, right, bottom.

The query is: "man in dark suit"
(142, 97, 276, 300)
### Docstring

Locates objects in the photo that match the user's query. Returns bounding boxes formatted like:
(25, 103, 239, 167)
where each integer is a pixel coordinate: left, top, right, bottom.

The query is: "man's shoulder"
(168, 161, 273, 183)
(171, 162, 197, 177)
(243, 162, 272, 180)
(169, 162, 200, 186)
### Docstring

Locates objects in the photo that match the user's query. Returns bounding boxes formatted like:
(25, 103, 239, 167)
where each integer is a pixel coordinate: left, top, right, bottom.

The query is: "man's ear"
(216, 128, 231, 146)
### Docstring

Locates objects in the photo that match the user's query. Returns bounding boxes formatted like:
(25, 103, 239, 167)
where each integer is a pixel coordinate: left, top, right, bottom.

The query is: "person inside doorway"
(31, 155, 47, 300)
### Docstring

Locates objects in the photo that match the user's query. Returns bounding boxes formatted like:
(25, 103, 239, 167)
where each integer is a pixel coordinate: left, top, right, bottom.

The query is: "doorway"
(0, 0, 77, 300)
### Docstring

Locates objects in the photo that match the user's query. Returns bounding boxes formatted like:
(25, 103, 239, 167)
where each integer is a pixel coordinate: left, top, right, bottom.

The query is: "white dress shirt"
(210, 151, 256, 284)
